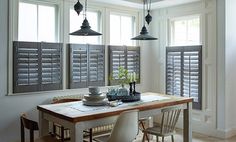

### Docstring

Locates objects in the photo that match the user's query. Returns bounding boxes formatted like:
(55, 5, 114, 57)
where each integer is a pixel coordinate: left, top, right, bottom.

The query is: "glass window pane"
(110, 14, 121, 45)
(171, 16, 200, 46)
(18, 2, 37, 41)
(110, 14, 134, 46)
(70, 10, 100, 44)
(38, 5, 56, 42)
(121, 16, 132, 46)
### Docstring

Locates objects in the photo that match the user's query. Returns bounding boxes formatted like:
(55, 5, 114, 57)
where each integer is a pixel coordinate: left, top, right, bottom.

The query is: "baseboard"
(175, 120, 236, 139)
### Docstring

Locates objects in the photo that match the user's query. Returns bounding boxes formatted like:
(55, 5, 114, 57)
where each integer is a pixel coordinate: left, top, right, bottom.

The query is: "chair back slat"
(20, 113, 39, 142)
(21, 114, 39, 131)
(160, 107, 181, 134)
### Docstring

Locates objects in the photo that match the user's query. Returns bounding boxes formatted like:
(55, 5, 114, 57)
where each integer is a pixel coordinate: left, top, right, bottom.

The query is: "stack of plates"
(83, 93, 108, 106)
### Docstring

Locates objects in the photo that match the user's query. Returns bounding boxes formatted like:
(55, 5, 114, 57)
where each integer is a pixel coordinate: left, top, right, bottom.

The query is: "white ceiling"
(91, 0, 200, 9)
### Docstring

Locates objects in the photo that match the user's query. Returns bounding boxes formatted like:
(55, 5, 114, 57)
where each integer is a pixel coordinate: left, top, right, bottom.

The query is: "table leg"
(70, 123, 84, 142)
(183, 102, 192, 142)
(39, 111, 49, 137)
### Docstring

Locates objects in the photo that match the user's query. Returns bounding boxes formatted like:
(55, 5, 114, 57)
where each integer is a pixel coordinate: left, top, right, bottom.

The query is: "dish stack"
(82, 87, 108, 106)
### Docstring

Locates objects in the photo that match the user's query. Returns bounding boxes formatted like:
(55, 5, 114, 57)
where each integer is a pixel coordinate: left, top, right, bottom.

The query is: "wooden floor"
(134, 129, 236, 142)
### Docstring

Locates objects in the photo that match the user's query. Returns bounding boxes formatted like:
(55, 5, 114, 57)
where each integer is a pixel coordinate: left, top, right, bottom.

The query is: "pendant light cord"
(85, 0, 87, 18)
(143, 0, 146, 26)
(146, 0, 152, 11)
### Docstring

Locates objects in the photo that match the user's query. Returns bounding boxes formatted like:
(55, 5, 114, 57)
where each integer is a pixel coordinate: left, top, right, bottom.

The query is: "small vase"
(118, 84, 129, 96)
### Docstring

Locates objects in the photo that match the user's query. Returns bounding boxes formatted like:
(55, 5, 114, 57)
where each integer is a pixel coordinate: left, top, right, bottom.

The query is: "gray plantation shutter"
(41, 42, 62, 91)
(108, 45, 140, 85)
(127, 46, 140, 83)
(13, 42, 40, 93)
(183, 47, 202, 109)
(166, 45, 202, 110)
(109, 46, 127, 85)
(88, 45, 105, 86)
(69, 44, 105, 89)
(13, 41, 63, 93)
(69, 44, 88, 89)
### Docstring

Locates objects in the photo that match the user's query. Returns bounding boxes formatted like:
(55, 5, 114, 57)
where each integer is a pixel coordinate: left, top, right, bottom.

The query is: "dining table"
(37, 92, 193, 142)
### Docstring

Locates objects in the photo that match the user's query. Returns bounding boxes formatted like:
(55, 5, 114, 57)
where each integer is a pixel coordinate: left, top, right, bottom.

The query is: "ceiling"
(92, 0, 200, 9)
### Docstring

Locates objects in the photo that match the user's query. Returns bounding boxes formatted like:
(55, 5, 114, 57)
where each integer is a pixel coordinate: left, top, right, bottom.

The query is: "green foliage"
(110, 66, 131, 86)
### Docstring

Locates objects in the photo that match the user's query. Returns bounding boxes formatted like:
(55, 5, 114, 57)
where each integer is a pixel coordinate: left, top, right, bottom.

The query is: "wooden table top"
(37, 92, 192, 123)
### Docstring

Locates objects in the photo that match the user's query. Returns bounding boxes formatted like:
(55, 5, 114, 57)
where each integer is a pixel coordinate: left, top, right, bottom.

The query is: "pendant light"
(131, 0, 157, 40)
(70, 0, 102, 36)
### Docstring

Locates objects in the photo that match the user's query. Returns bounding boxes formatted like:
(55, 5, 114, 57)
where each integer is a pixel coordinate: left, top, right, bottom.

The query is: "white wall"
(225, 0, 236, 135)
(0, 1, 152, 142)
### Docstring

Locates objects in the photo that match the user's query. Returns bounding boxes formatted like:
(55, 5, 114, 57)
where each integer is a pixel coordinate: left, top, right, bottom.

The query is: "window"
(108, 45, 140, 85)
(166, 46, 202, 109)
(170, 16, 200, 46)
(110, 14, 135, 46)
(13, 41, 63, 93)
(70, 10, 101, 44)
(69, 44, 105, 89)
(18, 1, 58, 42)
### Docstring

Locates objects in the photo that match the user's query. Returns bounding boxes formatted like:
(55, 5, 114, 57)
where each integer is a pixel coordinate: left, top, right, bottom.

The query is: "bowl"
(88, 87, 100, 95)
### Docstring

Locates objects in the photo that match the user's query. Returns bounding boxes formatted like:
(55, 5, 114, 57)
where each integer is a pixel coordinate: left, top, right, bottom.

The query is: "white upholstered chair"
(142, 106, 181, 142)
(94, 109, 139, 142)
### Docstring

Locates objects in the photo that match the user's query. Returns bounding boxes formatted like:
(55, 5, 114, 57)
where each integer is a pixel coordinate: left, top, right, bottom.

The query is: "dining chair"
(20, 113, 61, 142)
(93, 109, 139, 142)
(51, 98, 93, 142)
(142, 106, 182, 142)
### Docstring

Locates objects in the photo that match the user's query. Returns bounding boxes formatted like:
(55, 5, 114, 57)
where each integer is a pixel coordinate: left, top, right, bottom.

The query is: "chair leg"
(142, 132, 146, 142)
(89, 128, 93, 142)
(156, 136, 159, 142)
(61, 126, 64, 142)
(171, 135, 174, 142)
(162, 136, 164, 142)
(140, 121, 149, 141)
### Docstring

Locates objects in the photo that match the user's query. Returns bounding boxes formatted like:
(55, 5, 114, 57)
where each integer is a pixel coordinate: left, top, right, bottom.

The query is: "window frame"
(168, 15, 202, 46)
(8, 0, 140, 95)
(108, 10, 138, 46)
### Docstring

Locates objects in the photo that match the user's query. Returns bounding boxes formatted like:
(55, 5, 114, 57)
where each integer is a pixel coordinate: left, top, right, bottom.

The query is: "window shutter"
(108, 45, 140, 85)
(13, 41, 63, 93)
(166, 50, 182, 96)
(88, 45, 105, 86)
(183, 46, 202, 109)
(41, 42, 62, 91)
(166, 46, 202, 110)
(69, 44, 88, 89)
(109, 46, 127, 85)
(127, 46, 140, 83)
(13, 42, 40, 93)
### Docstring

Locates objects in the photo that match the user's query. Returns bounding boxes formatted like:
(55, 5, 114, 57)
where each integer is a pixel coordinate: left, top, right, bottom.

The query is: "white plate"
(82, 99, 108, 106)
(88, 92, 103, 96)
(84, 94, 106, 101)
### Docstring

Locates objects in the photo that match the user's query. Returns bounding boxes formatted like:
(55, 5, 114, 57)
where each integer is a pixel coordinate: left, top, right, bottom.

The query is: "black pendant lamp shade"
(70, 0, 102, 36)
(131, 26, 157, 40)
(131, 0, 157, 40)
(70, 18, 102, 36)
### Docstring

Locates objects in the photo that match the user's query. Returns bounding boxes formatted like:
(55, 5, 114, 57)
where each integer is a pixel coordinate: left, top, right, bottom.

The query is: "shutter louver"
(13, 42, 40, 93)
(109, 46, 127, 85)
(166, 51, 182, 96)
(127, 46, 140, 83)
(166, 46, 202, 110)
(41, 42, 62, 90)
(13, 41, 63, 93)
(88, 45, 105, 86)
(69, 44, 88, 89)
(108, 45, 140, 85)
